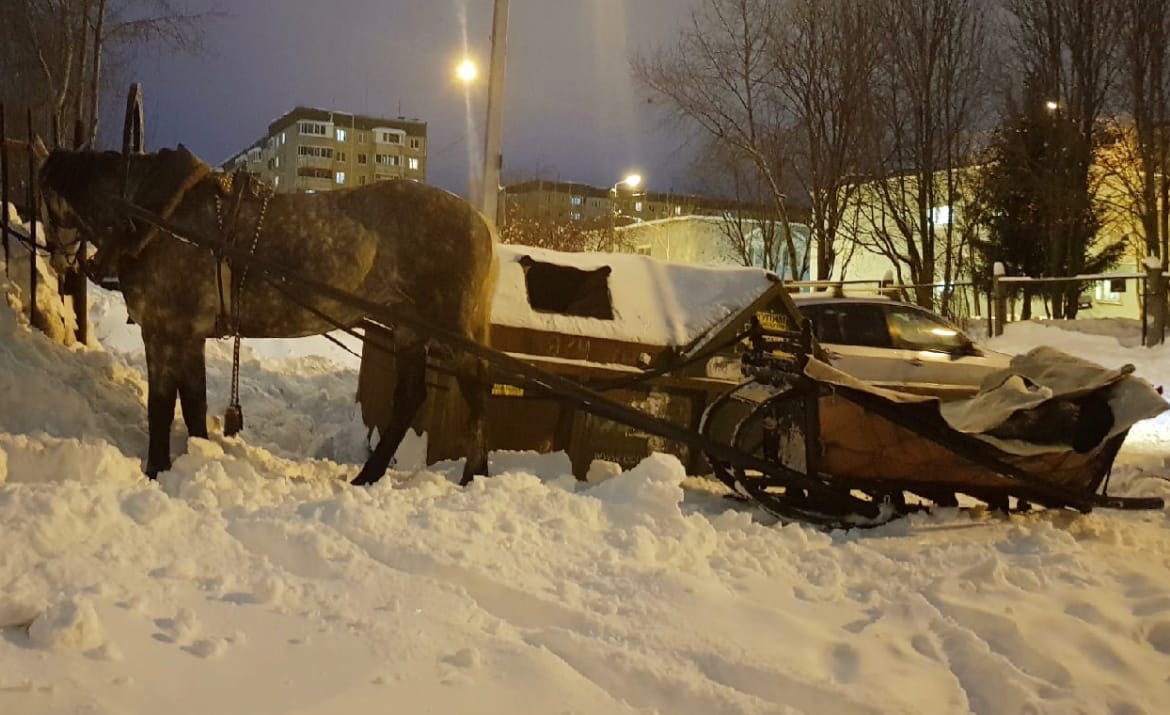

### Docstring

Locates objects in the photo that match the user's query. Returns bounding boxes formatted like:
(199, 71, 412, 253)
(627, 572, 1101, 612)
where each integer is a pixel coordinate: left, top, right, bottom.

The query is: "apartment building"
(223, 107, 427, 193)
(500, 179, 776, 226)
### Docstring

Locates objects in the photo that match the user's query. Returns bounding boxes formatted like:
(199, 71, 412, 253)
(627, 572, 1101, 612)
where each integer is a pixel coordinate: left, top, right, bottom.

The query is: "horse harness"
(212, 169, 272, 436)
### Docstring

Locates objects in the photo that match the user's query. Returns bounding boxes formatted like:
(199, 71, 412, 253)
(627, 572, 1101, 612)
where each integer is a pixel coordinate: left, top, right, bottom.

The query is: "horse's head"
(38, 145, 209, 276)
(39, 148, 128, 274)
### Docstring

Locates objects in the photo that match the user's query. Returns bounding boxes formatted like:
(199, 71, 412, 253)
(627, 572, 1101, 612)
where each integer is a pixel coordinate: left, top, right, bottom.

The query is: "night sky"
(124, 0, 698, 197)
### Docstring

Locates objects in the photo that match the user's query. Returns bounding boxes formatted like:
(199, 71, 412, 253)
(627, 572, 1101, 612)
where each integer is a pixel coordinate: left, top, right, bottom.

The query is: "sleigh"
(698, 319, 1168, 527)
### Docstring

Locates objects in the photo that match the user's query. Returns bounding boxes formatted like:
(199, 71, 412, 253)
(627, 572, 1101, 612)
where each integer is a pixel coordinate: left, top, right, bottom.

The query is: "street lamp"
(1045, 99, 1059, 112)
(609, 173, 643, 252)
(456, 58, 479, 83)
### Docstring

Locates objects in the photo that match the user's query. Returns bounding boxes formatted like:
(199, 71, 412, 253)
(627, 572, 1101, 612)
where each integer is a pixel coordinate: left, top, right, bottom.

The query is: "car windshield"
(886, 305, 968, 351)
(801, 303, 892, 348)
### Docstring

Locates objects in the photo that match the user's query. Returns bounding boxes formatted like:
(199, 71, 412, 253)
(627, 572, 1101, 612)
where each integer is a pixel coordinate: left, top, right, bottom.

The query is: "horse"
(35, 145, 497, 485)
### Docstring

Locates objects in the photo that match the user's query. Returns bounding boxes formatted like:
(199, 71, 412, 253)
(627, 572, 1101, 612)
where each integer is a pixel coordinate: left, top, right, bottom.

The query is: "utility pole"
(480, 0, 509, 227)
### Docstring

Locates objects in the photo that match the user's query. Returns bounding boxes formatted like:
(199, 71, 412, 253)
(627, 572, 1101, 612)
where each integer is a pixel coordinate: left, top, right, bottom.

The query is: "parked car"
(791, 294, 1011, 399)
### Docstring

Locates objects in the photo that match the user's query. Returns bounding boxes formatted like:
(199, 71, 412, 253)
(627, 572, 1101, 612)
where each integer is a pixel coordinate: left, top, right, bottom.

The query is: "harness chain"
(215, 174, 271, 436)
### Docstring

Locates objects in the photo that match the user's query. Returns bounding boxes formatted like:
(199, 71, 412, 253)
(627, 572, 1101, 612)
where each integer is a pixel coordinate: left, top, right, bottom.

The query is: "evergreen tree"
(973, 80, 1123, 319)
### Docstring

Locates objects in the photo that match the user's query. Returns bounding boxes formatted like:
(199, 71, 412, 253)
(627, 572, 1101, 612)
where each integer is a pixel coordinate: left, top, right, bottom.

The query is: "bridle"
(38, 189, 124, 281)
(38, 152, 212, 282)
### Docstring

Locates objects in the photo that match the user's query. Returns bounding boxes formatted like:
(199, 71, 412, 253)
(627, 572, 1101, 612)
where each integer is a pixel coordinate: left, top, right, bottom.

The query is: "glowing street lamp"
(615, 173, 641, 191)
(456, 58, 479, 83)
(1045, 99, 1059, 112)
(609, 173, 644, 251)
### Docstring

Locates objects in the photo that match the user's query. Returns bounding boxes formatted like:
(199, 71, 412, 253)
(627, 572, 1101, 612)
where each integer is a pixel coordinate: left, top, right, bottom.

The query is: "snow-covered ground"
(3, 249, 1170, 713)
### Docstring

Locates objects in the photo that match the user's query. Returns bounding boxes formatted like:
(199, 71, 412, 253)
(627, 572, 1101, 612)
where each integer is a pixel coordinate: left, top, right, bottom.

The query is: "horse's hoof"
(144, 463, 169, 480)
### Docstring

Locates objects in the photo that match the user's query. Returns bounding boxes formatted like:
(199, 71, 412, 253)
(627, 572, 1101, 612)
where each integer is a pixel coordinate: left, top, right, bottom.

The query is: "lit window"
(408, 157, 419, 170)
(336, 171, 346, 184)
(336, 128, 347, 142)
(280, 132, 286, 144)
(297, 145, 334, 159)
(675, 206, 682, 215)
(273, 176, 280, 188)
(569, 211, 582, 221)
(932, 205, 952, 225)
(570, 196, 583, 206)
(635, 201, 644, 212)
(1094, 280, 1124, 304)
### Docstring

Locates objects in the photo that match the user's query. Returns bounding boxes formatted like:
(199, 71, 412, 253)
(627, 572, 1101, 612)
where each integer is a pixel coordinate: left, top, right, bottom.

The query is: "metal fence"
(990, 265, 1167, 346)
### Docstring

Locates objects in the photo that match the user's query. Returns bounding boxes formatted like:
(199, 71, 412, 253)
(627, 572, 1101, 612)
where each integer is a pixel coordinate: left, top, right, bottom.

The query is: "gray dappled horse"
(37, 146, 496, 485)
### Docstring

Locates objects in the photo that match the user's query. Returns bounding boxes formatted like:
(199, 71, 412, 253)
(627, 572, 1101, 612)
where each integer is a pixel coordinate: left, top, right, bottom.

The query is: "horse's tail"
(357, 320, 397, 439)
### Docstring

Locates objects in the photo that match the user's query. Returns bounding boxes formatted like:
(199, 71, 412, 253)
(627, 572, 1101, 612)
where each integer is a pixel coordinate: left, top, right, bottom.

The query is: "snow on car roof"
(491, 244, 777, 347)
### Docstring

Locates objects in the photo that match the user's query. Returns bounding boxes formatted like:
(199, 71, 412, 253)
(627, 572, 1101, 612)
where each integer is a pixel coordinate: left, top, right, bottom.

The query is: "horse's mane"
(42, 146, 211, 216)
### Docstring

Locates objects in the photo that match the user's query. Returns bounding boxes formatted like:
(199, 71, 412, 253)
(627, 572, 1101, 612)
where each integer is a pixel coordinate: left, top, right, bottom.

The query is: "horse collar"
(213, 172, 272, 337)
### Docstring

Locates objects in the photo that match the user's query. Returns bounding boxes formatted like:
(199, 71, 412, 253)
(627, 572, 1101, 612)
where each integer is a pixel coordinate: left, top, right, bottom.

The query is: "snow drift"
(3, 228, 1170, 713)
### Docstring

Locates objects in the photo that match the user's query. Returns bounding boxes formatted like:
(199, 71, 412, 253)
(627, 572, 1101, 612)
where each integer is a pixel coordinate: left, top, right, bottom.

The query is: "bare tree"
(1, 0, 218, 147)
(852, 0, 993, 311)
(688, 139, 789, 272)
(499, 206, 617, 253)
(773, 0, 881, 282)
(1113, 0, 1170, 266)
(633, 0, 802, 275)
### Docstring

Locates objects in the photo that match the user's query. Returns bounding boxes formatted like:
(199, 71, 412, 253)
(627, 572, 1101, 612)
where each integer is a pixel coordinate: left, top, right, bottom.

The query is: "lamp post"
(609, 173, 641, 252)
(480, 0, 509, 227)
(455, 0, 508, 226)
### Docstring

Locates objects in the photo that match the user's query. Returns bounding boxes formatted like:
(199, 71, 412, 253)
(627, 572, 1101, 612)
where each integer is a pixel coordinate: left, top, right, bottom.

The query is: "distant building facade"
(500, 179, 778, 227)
(223, 107, 427, 193)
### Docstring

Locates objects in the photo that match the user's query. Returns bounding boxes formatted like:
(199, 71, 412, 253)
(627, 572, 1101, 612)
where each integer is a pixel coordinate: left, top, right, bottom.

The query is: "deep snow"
(2, 247, 1170, 713)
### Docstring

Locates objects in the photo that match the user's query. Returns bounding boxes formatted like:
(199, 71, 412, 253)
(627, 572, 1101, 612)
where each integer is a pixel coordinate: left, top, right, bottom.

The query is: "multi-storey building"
(500, 179, 776, 227)
(222, 107, 427, 193)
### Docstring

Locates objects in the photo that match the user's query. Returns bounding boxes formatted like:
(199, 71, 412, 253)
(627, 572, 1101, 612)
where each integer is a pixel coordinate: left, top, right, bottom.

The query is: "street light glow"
(456, 58, 479, 83)
(621, 173, 642, 189)
(1045, 100, 1059, 111)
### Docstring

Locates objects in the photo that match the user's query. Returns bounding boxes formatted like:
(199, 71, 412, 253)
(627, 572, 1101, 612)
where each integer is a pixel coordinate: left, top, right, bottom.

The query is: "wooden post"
(1144, 257, 1165, 347)
(122, 83, 144, 154)
(992, 262, 1007, 337)
(1, 103, 9, 276)
(27, 108, 39, 330)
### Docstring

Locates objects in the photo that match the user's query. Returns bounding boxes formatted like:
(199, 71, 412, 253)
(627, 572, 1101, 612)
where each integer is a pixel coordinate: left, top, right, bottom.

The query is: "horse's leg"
(351, 341, 428, 486)
(176, 336, 208, 440)
(142, 330, 181, 478)
(456, 356, 491, 486)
